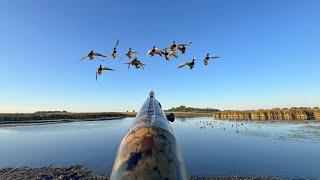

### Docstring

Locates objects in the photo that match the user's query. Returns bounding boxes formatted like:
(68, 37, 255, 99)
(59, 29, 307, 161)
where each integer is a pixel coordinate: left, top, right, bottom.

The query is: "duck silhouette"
(125, 48, 138, 59)
(170, 41, 178, 52)
(160, 48, 174, 61)
(203, 53, 219, 65)
(96, 65, 114, 80)
(147, 45, 162, 57)
(81, 50, 106, 61)
(110, 40, 119, 59)
(178, 57, 196, 69)
(125, 57, 145, 69)
(178, 42, 192, 54)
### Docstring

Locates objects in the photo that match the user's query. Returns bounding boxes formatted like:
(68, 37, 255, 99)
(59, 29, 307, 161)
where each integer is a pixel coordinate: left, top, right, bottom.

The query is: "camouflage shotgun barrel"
(110, 91, 188, 180)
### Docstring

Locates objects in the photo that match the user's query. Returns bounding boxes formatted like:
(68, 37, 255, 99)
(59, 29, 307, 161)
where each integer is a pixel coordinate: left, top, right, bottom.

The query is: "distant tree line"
(0, 112, 136, 124)
(166, 105, 220, 113)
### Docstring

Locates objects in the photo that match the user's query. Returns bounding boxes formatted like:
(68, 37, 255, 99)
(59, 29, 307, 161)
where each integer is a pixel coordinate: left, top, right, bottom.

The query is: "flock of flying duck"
(80, 40, 220, 80)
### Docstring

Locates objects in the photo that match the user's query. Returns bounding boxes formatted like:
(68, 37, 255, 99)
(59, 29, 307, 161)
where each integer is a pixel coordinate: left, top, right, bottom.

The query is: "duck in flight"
(169, 41, 179, 58)
(178, 57, 196, 69)
(160, 48, 177, 61)
(81, 50, 106, 61)
(125, 48, 138, 59)
(110, 40, 119, 59)
(147, 45, 162, 57)
(203, 53, 219, 65)
(125, 57, 145, 69)
(96, 65, 114, 80)
(178, 41, 192, 54)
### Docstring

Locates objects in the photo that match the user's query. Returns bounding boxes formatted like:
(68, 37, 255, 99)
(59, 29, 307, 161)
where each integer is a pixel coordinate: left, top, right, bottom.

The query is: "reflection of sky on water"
(0, 117, 320, 177)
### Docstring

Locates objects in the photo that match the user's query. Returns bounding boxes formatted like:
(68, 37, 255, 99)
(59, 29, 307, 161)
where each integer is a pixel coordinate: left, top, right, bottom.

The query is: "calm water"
(0, 117, 320, 177)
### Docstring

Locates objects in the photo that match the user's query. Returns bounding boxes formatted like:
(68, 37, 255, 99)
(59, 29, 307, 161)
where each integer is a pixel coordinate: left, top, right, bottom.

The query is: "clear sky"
(1, 0, 320, 113)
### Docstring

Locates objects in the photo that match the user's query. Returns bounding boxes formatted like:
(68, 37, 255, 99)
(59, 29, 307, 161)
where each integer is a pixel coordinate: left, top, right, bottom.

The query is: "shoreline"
(0, 165, 299, 180)
(0, 116, 127, 127)
(0, 112, 213, 127)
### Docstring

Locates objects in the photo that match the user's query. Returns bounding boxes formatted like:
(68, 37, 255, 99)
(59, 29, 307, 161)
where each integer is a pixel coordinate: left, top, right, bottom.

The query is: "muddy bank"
(0, 166, 315, 180)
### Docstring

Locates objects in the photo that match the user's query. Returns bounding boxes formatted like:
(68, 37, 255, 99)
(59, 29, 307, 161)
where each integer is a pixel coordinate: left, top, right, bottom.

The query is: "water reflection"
(0, 117, 320, 177)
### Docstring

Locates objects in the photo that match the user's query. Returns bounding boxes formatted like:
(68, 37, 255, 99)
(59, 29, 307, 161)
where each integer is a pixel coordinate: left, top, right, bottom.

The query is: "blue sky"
(1, 0, 320, 112)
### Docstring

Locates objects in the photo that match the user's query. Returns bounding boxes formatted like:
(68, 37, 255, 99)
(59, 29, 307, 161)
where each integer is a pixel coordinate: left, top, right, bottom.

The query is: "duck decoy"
(125, 57, 145, 69)
(203, 53, 219, 65)
(81, 50, 106, 61)
(178, 42, 192, 54)
(147, 45, 163, 57)
(96, 65, 114, 80)
(178, 57, 196, 69)
(110, 40, 119, 59)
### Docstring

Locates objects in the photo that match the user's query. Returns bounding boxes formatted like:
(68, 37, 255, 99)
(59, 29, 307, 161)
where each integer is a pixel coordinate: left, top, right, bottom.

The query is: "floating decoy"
(147, 46, 163, 57)
(125, 48, 138, 59)
(178, 42, 192, 54)
(178, 57, 196, 69)
(110, 40, 119, 59)
(125, 57, 145, 69)
(96, 65, 114, 80)
(203, 53, 219, 65)
(81, 50, 106, 61)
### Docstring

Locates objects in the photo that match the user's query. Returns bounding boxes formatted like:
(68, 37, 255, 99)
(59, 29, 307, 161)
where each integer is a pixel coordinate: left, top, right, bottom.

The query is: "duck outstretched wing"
(93, 52, 106, 57)
(210, 56, 220, 59)
(80, 55, 88, 60)
(102, 67, 114, 71)
(178, 41, 192, 47)
(114, 40, 119, 48)
(178, 62, 189, 68)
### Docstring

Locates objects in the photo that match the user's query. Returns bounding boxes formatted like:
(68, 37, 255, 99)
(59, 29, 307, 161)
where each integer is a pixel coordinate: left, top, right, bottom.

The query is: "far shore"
(1, 107, 320, 127)
(0, 111, 212, 127)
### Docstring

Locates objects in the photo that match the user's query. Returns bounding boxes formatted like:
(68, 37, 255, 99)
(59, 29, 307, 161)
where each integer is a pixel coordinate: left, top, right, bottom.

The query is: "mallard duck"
(125, 48, 138, 59)
(125, 57, 145, 69)
(170, 41, 178, 52)
(160, 48, 176, 61)
(178, 42, 192, 54)
(203, 53, 219, 65)
(178, 57, 196, 69)
(96, 65, 114, 80)
(81, 50, 106, 61)
(111, 40, 119, 59)
(147, 45, 162, 57)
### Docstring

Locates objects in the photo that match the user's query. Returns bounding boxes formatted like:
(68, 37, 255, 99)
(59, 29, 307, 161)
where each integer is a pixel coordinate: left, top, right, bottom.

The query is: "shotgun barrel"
(110, 91, 188, 180)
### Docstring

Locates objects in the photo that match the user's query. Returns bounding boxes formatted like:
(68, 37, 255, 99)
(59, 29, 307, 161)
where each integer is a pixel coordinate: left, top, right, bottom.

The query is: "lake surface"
(0, 117, 320, 177)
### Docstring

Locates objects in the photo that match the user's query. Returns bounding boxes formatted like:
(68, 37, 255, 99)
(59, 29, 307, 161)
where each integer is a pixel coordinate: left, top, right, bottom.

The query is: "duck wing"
(178, 41, 192, 47)
(124, 62, 131, 69)
(96, 71, 98, 80)
(172, 51, 178, 58)
(210, 56, 220, 60)
(178, 62, 189, 68)
(80, 55, 88, 60)
(147, 49, 153, 55)
(93, 52, 106, 57)
(102, 67, 114, 71)
(114, 40, 119, 48)
(155, 49, 162, 56)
